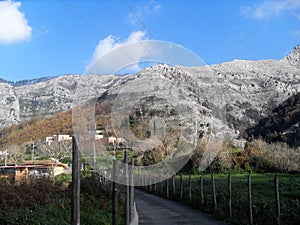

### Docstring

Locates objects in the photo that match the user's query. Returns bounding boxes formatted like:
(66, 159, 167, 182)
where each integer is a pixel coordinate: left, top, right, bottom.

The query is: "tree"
(36, 140, 72, 166)
(5, 145, 24, 165)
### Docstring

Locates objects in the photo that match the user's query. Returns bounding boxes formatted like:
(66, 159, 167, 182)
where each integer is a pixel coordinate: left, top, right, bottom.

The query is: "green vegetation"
(147, 172, 300, 225)
(0, 87, 299, 224)
(141, 138, 300, 225)
(0, 172, 125, 225)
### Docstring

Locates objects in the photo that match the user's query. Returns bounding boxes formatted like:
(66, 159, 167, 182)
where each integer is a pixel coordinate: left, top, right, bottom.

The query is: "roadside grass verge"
(145, 173, 300, 225)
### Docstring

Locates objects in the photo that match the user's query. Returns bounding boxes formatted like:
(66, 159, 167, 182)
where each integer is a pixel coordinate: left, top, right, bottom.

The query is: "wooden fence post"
(172, 175, 176, 197)
(124, 149, 129, 225)
(275, 174, 281, 225)
(112, 159, 118, 225)
(189, 172, 192, 203)
(248, 173, 253, 225)
(200, 172, 204, 204)
(141, 172, 144, 187)
(160, 176, 163, 195)
(166, 178, 169, 198)
(130, 160, 135, 222)
(71, 136, 80, 225)
(180, 173, 183, 201)
(149, 173, 152, 192)
(228, 173, 232, 217)
(137, 167, 140, 186)
(145, 173, 148, 191)
(211, 172, 217, 210)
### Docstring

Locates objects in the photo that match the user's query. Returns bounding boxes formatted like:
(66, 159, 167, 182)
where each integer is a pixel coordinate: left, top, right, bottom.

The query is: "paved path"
(135, 190, 229, 225)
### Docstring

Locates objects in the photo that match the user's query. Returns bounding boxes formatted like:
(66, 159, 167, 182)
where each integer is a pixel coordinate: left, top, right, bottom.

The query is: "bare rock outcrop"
(0, 45, 299, 140)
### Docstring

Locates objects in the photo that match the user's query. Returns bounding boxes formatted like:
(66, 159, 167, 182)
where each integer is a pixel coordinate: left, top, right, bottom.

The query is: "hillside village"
(0, 126, 134, 183)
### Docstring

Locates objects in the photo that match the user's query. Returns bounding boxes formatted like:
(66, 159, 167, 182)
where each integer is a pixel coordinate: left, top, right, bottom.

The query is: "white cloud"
(0, 0, 32, 44)
(86, 33, 205, 75)
(240, 0, 300, 20)
(92, 30, 147, 60)
(86, 30, 150, 73)
(129, 1, 162, 25)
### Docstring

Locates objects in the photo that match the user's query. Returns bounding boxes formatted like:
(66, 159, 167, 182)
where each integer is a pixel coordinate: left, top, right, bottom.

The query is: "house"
(96, 130, 104, 139)
(0, 160, 71, 183)
(57, 135, 72, 142)
(108, 136, 116, 145)
(46, 136, 56, 145)
(108, 136, 125, 145)
(46, 135, 72, 145)
(46, 133, 103, 145)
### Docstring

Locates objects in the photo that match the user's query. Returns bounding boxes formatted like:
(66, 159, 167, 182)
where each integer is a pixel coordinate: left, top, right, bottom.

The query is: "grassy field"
(146, 173, 300, 225)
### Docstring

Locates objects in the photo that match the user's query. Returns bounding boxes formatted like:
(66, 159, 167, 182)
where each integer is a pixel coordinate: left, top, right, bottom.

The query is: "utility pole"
(93, 124, 96, 170)
(113, 139, 116, 159)
(71, 136, 80, 225)
(32, 141, 35, 164)
(4, 148, 7, 167)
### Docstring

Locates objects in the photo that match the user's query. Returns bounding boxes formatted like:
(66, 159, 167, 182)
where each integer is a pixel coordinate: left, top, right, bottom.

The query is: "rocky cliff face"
(0, 74, 125, 129)
(284, 45, 300, 68)
(0, 46, 299, 138)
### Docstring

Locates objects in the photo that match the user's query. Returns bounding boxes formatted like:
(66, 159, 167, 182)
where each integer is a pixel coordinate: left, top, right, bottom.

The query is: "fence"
(71, 137, 136, 225)
(70, 135, 296, 225)
(141, 172, 286, 225)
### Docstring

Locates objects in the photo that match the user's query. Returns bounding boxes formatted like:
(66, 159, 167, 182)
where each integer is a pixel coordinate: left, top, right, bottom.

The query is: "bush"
(0, 172, 125, 225)
(245, 139, 300, 172)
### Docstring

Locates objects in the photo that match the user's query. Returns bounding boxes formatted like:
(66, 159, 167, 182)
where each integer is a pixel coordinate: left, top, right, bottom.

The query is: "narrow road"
(135, 190, 229, 225)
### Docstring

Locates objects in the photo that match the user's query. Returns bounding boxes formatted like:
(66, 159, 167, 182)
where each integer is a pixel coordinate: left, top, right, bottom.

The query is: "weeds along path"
(135, 189, 230, 225)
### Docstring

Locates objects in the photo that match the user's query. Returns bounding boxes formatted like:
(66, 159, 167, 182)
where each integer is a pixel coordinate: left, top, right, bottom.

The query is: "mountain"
(0, 76, 56, 86)
(284, 45, 300, 68)
(0, 74, 124, 129)
(246, 92, 300, 147)
(0, 45, 299, 143)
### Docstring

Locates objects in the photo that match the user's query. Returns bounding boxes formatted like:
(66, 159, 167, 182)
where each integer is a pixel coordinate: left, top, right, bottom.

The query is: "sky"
(0, 0, 299, 81)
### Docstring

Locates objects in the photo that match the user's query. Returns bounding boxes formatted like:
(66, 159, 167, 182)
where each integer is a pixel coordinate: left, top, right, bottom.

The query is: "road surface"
(135, 190, 229, 225)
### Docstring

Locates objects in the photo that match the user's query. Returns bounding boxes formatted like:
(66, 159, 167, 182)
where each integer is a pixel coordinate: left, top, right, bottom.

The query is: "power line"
(60, 0, 104, 37)
(97, 0, 155, 61)
(59, 0, 136, 71)
(122, 0, 156, 40)
(97, 0, 126, 32)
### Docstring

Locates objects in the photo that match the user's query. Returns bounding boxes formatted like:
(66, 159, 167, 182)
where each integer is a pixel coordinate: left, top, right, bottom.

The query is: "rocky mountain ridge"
(0, 45, 299, 139)
(0, 76, 56, 86)
(246, 92, 300, 147)
(0, 74, 125, 129)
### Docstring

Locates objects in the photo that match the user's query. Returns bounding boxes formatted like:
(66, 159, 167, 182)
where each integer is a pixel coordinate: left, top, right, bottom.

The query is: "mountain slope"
(0, 45, 299, 142)
(246, 92, 300, 147)
(0, 74, 125, 129)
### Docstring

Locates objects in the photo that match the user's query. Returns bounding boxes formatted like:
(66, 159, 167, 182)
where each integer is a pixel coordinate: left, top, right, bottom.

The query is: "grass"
(145, 172, 300, 225)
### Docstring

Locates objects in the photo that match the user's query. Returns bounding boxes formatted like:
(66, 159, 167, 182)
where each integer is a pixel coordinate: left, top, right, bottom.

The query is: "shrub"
(245, 139, 300, 172)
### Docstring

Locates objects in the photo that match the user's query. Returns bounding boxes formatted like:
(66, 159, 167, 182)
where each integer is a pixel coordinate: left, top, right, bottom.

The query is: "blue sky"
(0, 0, 299, 81)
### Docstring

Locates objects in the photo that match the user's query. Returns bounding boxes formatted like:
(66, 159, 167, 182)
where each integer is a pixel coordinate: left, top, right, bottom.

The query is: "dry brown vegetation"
(245, 139, 300, 172)
(0, 98, 114, 149)
(0, 110, 73, 148)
